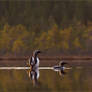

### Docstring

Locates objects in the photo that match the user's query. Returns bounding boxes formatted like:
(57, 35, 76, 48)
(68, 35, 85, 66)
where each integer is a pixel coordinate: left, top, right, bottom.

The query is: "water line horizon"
(0, 67, 54, 70)
(0, 67, 72, 70)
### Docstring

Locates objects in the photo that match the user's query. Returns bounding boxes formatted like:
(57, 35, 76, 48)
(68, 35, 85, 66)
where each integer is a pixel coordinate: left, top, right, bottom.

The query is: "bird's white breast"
(35, 57, 39, 67)
(30, 57, 40, 67)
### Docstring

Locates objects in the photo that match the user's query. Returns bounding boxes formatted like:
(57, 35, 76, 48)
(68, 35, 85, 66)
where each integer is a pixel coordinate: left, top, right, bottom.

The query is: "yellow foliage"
(0, 23, 90, 54)
(35, 32, 48, 49)
(0, 24, 30, 53)
(12, 39, 26, 54)
(60, 27, 72, 41)
(73, 38, 81, 48)
(90, 36, 92, 40)
(62, 41, 69, 49)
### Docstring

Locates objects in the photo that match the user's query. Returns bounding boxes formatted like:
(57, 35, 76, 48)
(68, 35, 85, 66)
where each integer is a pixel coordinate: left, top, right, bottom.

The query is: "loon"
(27, 50, 41, 70)
(53, 61, 68, 71)
(53, 61, 68, 76)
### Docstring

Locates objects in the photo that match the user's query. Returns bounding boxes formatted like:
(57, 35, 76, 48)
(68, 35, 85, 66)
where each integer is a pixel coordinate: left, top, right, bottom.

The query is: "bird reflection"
(53, 61, 68, 77)
(58, 69, 66, 77)
(27, 68, 39, 86)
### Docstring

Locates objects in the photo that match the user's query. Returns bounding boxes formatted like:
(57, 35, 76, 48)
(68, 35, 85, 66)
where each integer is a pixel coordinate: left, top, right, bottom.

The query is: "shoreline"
(0, 56, 91, 60)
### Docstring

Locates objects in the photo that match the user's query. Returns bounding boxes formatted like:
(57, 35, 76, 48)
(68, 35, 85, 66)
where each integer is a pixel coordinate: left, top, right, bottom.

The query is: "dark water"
(0, 67, 92, 92)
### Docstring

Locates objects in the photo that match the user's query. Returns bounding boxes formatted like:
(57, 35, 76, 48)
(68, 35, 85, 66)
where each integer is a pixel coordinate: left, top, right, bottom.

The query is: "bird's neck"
(34, 54, 38, 59)
(34, 55, 38, 64)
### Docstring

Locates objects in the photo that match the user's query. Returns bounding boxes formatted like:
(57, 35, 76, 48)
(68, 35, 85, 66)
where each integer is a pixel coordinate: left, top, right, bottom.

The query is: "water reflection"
(0, 60, 91, 91)
(0, 67, 92, 91)
(27, 68, 39, 86)
(53, 67, 67, 78)
(0, 66, 71, 87)
(59, 69, 66, 76)
(26, 66, 70, 86)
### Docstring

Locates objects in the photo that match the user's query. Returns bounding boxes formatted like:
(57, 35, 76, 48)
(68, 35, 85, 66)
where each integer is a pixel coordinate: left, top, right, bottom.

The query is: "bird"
(53, 61, 68, 76)
(53, 61, 68, 71)
(27, 50, 41, 70)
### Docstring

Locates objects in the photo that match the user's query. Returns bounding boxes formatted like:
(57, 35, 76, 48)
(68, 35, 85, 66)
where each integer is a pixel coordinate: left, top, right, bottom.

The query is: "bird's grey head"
(33, 50, 41, 57)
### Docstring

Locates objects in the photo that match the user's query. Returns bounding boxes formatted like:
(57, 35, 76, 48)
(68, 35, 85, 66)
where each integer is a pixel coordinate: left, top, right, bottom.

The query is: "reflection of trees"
(0, 69, 91, 91)
(71, 68, 91, 91)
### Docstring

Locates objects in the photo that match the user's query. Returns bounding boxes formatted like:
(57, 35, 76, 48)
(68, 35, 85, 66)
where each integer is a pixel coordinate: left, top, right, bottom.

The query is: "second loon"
(53, 61, 68, 71)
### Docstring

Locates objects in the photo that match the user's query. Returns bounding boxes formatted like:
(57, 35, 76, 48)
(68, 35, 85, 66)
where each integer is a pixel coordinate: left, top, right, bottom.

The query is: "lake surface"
(0, 66, 92, 92)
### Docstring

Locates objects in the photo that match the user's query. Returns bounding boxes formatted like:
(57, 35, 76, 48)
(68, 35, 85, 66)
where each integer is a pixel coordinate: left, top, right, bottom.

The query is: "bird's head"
(33, 50, 41, 57)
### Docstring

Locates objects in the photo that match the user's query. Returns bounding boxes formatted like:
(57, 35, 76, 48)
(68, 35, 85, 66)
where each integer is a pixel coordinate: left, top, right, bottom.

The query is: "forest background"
(0, 0, 92, 56)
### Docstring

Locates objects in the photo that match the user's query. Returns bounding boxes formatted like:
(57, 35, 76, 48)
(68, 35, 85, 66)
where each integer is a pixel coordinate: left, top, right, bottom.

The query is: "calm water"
(0, 67, 92, 92)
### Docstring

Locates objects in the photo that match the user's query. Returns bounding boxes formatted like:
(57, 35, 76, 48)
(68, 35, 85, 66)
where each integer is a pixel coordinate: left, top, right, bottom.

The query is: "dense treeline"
(0, 0, 92, 55)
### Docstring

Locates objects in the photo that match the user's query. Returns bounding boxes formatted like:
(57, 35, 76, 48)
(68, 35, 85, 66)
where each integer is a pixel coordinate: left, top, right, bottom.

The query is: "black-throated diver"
(53, 61, 68, 71)
(53, 61, 68, 76)
(27, 50, 41, 70)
